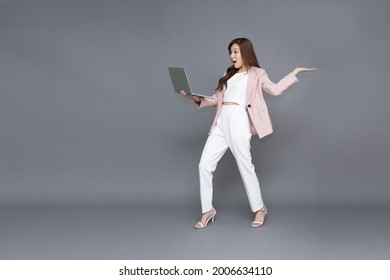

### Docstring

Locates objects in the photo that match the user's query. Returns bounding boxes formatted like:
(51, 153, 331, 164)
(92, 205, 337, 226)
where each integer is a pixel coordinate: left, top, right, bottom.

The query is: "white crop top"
(223, 72, 248, 107)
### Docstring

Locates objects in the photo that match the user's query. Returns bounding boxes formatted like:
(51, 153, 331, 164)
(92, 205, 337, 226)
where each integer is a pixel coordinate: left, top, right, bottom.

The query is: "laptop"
(168, 67, 209, 98)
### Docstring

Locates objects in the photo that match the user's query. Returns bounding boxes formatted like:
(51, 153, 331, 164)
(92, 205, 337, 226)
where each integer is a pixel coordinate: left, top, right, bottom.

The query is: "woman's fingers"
(299, 67, 318, 73)
(180, 90, 199, 102)
(302, 67, 317, 72)
(293, 67, 318, 75)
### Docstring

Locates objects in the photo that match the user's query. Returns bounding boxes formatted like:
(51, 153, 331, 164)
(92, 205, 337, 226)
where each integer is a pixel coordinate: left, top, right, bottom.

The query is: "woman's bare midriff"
(223, 102, 239, 106)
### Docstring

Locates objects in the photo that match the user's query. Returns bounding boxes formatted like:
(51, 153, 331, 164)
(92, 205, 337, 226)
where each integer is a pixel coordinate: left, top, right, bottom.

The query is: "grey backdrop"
(1, 0, 390, 260)
(1, 0, 389, 209)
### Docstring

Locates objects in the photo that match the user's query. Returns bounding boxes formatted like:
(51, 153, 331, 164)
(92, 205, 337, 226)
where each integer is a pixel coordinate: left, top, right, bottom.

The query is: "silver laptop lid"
(168, 67, 193, 94)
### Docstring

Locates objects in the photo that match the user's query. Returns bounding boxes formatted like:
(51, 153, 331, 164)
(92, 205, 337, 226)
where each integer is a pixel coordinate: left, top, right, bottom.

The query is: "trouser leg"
(223, 108, 264, 212)
(229, 137, 264, 212)
(198, 126, 228, 213)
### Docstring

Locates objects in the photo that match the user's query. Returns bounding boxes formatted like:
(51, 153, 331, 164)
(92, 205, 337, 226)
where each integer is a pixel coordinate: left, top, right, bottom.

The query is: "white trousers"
(198, 105, 264, 213)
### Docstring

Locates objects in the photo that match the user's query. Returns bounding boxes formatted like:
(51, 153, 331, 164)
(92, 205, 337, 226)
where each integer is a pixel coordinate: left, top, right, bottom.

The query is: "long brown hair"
(216, 38, 261, 91)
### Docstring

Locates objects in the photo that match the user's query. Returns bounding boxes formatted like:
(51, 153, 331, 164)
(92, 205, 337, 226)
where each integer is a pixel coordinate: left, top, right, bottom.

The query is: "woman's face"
(230, 43, 246, 72)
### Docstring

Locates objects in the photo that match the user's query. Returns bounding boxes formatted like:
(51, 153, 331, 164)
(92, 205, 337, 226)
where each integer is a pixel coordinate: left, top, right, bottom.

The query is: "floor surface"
(1, 206, 389, 259)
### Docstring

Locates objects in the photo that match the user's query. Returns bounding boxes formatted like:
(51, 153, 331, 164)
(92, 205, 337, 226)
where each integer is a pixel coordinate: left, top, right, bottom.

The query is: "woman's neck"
(237, 65, 249, 73)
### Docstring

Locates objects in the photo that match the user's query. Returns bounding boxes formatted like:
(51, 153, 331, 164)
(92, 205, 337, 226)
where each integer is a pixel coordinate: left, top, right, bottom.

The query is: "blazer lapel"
(246, 67, 257, 105)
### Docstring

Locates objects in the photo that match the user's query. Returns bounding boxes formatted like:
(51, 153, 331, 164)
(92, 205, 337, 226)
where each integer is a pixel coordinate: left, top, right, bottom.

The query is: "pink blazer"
(197, 67, 298, 139)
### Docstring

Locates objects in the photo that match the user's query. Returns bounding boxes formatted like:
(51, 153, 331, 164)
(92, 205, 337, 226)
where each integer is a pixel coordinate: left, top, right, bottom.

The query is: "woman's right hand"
(180, 90, 201, 103)
(292, 67, 318, 75)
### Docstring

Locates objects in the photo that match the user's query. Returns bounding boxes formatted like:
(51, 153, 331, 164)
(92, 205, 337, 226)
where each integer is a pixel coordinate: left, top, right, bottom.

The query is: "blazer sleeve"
(195, 71, 226, 108)
(195, 93, 218, 108)
(261, 70, 299, 96)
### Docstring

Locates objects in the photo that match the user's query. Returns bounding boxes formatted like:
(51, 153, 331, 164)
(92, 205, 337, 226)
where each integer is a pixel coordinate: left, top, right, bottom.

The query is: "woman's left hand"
(292, 67, 318, 75)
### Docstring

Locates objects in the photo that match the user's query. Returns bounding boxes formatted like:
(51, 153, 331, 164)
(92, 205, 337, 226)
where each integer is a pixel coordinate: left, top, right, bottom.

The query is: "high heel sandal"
(251, 207, 267, 228)
(194, 209, 216, 229)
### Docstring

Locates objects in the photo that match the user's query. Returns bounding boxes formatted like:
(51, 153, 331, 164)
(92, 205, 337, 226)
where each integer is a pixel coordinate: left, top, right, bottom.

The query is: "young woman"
(180, 37, 316, 229)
